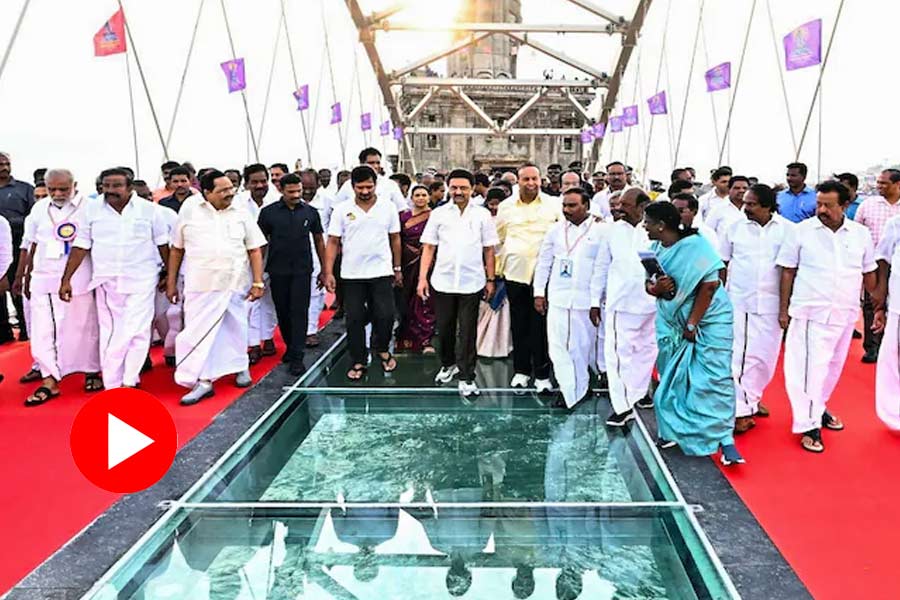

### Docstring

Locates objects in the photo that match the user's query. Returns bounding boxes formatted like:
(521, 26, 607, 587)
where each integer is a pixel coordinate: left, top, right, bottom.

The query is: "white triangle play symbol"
(107, 413, 155, 470)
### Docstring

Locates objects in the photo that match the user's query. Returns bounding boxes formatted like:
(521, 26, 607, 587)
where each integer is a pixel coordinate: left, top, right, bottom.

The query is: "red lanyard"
(563, 220, 593, 256)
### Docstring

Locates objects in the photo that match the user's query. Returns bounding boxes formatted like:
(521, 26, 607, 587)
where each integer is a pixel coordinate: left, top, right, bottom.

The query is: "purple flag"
(293, 85, 309, 110)
(784, 19, 822, 71)
(610, 116, 623, 133)
(330, 102, 342, 125)
(705, 62, 731, 92)
(220, 58, 246, 93)
(361, 113, 372, 131)
(393, 126, 404, 141)
(580, 130, 594, 144)
(623, 105, 639, 127)
(647, 91, 668, 115)
(379, 120, 391, 136)
(592, 122, 606, 138)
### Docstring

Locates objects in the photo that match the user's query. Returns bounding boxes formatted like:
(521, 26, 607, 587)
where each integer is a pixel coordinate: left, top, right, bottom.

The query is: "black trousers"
(506, 280, 550, 379)
(344, 276, 395, 365)
(270, 273, 312, 364)
(0, 229, 25, 341)
(434, 291, 481, 381)
(863, 291, 883, 355)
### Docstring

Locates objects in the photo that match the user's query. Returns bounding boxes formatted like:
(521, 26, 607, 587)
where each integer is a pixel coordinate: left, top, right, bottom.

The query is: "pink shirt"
(854, 196, 900, 247)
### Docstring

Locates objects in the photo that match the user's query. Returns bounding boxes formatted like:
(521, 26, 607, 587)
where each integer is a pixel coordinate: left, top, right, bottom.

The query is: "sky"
(0, 0, 892, 189)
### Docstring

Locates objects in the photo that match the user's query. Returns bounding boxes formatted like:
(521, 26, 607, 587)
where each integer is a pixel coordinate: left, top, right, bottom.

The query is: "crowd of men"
(1, 147, 899, 456)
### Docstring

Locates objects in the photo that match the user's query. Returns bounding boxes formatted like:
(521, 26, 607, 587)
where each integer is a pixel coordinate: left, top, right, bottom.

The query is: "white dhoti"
(547, 306, 596, 408)
(876, 312, 900, 430)
(308, 275, 324, 336)
(152, 288, 170, 344)
(164, 274, 185, 357)
(784, 317, 854, 433)
(605, 310, 657, 414)
(31, 292, 101, 381)
(95, 284, 155, 388)
(590, 304, 607, 374)
(247, 279, 277, 347)
(732, 309, 783, 417)
(176, 290, 250, 388)
(21, 294, 39, 371)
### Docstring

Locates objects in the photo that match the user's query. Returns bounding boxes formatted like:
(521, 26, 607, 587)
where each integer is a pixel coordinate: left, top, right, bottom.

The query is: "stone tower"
(447, 0, 521, 78)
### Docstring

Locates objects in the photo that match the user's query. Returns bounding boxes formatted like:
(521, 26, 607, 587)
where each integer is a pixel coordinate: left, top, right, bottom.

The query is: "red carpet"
(719, 333, 900, 600)
(0, 303, 333, 594)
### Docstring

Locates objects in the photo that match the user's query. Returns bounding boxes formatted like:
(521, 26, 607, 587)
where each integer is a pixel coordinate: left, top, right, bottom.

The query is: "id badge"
(559, 258, 574, 278)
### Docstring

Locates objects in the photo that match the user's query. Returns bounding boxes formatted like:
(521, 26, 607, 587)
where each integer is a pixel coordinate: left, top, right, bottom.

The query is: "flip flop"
(379, 353, 398, 373)
(19, 368, 42, 384)
(347, 364, 367, 381)
(800, 430, 824, 453)
(25, 386, 59, 408)
(84, 373, 105, 393)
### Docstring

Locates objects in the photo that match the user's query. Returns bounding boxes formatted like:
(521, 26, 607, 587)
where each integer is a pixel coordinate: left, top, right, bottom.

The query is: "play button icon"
(71, 389, 177, 493)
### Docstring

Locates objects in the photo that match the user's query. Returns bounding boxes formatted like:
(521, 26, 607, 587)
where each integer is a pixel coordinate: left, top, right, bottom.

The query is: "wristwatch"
(486, 277, 496, 282)
(393, 266, 402, 272)
(686, 323, 697, 333)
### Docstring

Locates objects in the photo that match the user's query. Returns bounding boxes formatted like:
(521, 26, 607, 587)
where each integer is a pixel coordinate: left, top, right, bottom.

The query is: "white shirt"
(24, 196, 94, 295)
(336, 175, 408, 212)
(533, 218, 606, 310)
(697, 222, 721, 257)
(172, 199, 267, 293)
(720, 215, 793, 315)
(328, 198, 400, 280)
(776, 216, 876, 325)
(591, 219, 656, 314)
(420, 201, 498, 295)
(0, 214, 12, 277)
(699, 189, 729, 220)
(876, 215, 900, 316)
(310, 189, 334, 232)
(74, 194, 169, 293)
(705, 200, 744, 239)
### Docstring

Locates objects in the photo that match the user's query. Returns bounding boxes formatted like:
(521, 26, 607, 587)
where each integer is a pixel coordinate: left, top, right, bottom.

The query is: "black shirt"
(257, 199, 323, 276)
(0, 178, 35, 236)
(159, 194, 188, 213)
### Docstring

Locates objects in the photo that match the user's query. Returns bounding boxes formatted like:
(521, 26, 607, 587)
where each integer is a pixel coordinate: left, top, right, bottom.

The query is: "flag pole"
(124, 47, 140, 176)
(165, 0, 207, 155)
(117, 0, 169, 161)
(718, 0, 757, 165)
(0, 0, 31, 88)
(280, 0, 313, 167)
(218, 0, 259, 162)
(319, 0, 347, 167)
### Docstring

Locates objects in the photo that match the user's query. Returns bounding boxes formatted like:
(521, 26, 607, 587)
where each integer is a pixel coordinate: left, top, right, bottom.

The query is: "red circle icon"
(70, 388, 178, 493)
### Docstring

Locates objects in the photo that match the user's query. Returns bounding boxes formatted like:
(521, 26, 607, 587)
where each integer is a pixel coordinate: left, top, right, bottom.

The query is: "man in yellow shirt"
(496, 163, 560, 392)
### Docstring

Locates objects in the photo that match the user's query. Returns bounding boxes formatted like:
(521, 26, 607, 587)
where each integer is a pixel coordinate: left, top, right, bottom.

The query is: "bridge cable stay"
(623, 44, 643, 169)
(699, 12, 721, 161)
(163, 0, 206, 167)
(256, 10, 285, 152)
(795, 0, 846, 162)
(319, 0, 348, 167)
(764, 0, 798, 158)
(718, 0, 757, 165)
(0, 0, 32, 91)
(117, 0, 170, 165)
(355, 46, 371, 148)
(634, 44, 651, 180)
(308, 50, 328, 149)
(641, 0, 673, 182)
(280, 0, 314, 167)
(124, 42, 140, 177)
(673, 0, 706, 167)
(662, 46, 676, 168)
(218, 0, 259, 162)
(340, 39, 362, 160)
(375, 85, 387, 157)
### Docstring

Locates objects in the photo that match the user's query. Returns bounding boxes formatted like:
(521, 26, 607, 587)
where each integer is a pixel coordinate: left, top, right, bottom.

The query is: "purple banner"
(592, 122, 606, 138)
(380, 120, 391, 136)
(361, 113, 372, 131)
(705, 62, 731, 92)
(623, 105, 639, 127)
(393, 126, 404, 141)
(293, 85, 309, 110)
(647, 91, 668, 115)
(610, 116, 623, 133)
(220, 58, 246, 93)
(330, 102, 342, 125)
(580, 130, 594, 144)
(784, 19, 822, 71)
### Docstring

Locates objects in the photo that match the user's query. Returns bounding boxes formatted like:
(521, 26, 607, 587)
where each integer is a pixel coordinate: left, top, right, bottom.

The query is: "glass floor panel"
(88, 506, 732, 600)
(81, 339, 738, 599)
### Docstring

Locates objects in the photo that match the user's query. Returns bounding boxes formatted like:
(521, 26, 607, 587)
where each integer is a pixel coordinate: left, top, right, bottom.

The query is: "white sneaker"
(235, 370, 252, 388)
(534, 378, 554, 394)
(435, 365, 460, 384)
(181, 381, 214, 406)
(510, 373, 531, 388)
(458, 380, 481, 397)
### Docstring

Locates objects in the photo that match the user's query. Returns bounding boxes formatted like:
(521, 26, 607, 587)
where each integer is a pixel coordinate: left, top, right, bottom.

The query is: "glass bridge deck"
(82, 337, 739, 599)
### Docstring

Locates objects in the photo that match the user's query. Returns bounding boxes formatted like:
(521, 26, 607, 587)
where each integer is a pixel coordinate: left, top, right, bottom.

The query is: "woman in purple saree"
(396, 185, 437, 353)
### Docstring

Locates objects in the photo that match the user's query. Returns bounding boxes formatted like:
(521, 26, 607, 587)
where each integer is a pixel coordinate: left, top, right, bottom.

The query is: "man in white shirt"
(60, 168, 170, 389)
(706, 176, 749, 239)
(324, 166, 402, 380)
(777, 181, 881, 453)
(417, 169, 498, 396)
(0, 214, 11, 383)
(335, 148, 408, 212)
(167, 170, 267, 405)
(591, 161, 630, 220)
(874, 215, 900, 429)
(591, 188, 657, 426)
(302, 169, 333, 348)
(698, 167, 733, 220)
(720, 184, 793, 433)
(671, 193, 720, 254)
(534, 188, 605, 409)
(242, 164, 278, 364)
(19, 169, 102, 406)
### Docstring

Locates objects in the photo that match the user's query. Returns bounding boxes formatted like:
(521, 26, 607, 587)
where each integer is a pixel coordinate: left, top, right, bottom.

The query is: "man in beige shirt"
(167, 170, 267, 405)
(495, 163, 560, 392)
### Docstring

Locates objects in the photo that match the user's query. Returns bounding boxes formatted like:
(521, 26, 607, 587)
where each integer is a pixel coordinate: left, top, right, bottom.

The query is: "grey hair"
(0, 152, 9, 160)
(44, 168, 74, 183)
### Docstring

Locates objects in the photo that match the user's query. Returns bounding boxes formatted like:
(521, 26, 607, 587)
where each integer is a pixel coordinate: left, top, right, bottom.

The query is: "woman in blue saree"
(642, 202, 744, 466)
